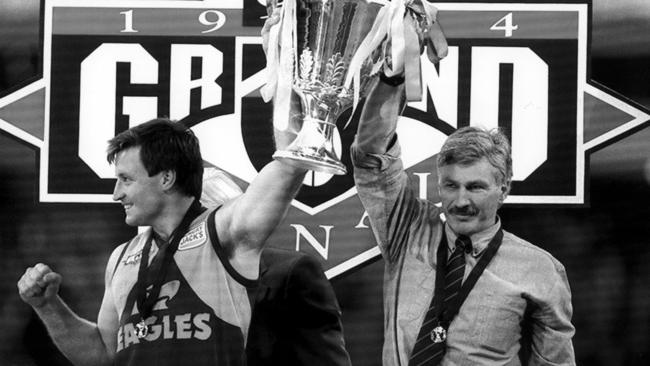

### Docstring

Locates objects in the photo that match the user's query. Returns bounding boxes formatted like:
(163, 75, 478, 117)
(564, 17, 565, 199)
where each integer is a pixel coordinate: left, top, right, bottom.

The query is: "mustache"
(448, 206, 478, 216)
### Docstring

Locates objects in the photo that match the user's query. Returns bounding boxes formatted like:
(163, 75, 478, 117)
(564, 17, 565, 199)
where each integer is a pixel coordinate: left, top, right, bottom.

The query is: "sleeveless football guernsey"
(110, 208, 257, 365)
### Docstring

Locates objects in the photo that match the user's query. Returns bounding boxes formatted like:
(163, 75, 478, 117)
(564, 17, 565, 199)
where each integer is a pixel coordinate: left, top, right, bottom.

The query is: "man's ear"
(160, 170, 177, 191)
(499, 181, 510, 205)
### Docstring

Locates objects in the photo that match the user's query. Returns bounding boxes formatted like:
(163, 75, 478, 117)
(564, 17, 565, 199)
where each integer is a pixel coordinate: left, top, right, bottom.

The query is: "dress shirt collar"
(445, 216, 502, 257)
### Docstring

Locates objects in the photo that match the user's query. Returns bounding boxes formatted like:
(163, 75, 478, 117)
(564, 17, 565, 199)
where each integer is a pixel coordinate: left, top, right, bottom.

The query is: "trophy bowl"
(271, 0, 385, 175)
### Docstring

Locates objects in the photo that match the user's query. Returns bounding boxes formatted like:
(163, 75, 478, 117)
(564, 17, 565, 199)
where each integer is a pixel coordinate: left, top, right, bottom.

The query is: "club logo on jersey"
(130, 280, 181, 316)
(117, 312, 212, 351)
(0, 0, 648, 277)
(118, 280, 212, 351)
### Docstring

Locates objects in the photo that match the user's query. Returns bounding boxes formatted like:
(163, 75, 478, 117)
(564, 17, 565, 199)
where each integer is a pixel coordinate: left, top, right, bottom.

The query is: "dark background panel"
(48, 34, 237, 194)
(414, 38, 580, 196)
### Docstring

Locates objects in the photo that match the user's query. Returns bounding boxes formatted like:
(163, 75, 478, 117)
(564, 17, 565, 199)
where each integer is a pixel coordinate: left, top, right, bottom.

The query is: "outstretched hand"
(17, 263, 62, 309)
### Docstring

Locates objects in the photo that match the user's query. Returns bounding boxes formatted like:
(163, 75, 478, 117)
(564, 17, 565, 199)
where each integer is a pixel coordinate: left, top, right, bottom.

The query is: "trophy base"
(273, 150, 347, 175)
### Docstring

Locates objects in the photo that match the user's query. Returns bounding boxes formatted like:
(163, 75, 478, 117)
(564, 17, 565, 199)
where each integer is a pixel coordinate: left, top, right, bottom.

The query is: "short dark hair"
(107, 118, 203, 199)
(437, 126, 512, 191)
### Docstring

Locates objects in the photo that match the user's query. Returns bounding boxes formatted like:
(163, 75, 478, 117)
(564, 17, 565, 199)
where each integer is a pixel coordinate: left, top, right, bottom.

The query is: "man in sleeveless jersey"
(18, 118, 307, 365)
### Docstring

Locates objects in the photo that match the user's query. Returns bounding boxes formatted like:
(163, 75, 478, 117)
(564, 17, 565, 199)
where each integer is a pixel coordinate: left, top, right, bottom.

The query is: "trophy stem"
(273, 117, 347, 175)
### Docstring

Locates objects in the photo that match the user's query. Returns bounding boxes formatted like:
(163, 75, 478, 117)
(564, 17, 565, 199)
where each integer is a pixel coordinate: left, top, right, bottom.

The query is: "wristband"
(379, 71, 405, 87)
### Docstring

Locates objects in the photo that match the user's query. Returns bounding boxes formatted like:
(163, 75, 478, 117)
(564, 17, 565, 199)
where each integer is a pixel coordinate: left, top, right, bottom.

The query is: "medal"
(135, 319, 149, 339)
(430, 325, 447, 344)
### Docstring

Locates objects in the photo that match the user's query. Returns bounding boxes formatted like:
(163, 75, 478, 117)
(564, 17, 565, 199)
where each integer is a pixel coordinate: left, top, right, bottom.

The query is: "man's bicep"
(224, 161, 305, 250)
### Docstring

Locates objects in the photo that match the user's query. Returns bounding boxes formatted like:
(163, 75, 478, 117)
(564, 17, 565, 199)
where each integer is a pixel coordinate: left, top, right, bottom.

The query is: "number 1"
(120, 10, 138, 33)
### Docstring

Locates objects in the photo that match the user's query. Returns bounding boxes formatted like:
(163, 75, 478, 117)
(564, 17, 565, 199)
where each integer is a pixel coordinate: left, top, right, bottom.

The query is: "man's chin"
(124, 215, 139, 227)
(447, 217, 478, 236)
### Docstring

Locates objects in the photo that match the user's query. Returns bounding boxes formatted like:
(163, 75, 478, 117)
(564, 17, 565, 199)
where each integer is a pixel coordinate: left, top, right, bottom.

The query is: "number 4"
(490, 12, 518, 37)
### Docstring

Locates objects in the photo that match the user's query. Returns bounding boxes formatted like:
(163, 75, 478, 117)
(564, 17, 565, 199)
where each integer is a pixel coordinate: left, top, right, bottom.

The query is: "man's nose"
(112, 181, 123, 201)
(456, 187, 471, 206)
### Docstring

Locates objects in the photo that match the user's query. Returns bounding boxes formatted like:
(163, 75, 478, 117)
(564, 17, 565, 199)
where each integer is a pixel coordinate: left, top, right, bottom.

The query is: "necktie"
(408, 235, 471, 366)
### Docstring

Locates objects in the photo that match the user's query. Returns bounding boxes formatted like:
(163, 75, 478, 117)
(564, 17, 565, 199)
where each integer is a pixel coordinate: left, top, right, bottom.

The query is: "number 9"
(199, 10, 226, 34)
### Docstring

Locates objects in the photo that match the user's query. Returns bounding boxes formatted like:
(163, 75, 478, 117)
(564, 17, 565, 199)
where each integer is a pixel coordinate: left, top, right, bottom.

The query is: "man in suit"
(247, 248, 351, 366)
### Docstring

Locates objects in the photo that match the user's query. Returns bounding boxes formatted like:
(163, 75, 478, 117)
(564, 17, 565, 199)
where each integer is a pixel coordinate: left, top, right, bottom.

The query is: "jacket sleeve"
(527, 261, 576, 365)
(351, 139, 442, 264)
(284, 255, 352, 366)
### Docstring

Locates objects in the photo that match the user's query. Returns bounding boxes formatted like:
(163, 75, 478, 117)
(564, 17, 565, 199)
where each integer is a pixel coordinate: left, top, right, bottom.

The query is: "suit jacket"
(246, 248, 351, 366)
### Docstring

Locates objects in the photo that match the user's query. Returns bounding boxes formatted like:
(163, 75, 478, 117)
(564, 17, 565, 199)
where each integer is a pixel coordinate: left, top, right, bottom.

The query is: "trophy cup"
(263, 0, 447, 175)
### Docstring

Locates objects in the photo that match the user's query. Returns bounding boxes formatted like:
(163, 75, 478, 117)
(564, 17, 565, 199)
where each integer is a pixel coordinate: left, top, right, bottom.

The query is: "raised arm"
(209, 6, 307, 277)
(220, 160, 305, 243)
(213, 158, 306, 277)
(355, 79, 405, 154)
(352, 79, 434, 263)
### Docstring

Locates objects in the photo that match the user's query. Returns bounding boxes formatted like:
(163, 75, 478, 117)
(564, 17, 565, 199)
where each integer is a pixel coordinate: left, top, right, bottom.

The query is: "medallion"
(135, 319, 149, 339)
(430, 325, 447, 344)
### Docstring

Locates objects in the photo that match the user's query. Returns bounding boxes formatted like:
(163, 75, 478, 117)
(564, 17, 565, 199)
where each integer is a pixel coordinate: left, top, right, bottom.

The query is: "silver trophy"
(264, 0, 447, 175)
(269, 0, 385, 175)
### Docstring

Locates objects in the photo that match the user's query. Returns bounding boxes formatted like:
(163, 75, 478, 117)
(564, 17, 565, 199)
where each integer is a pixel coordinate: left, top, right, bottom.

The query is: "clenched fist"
(17, 263, 62, 309)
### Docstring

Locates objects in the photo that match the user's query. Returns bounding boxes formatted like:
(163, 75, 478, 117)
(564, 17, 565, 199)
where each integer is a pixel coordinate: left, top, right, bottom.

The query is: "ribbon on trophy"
(260, 0, 297, 133)
(260, 4, 280, 102)
(343, 0, 448, 113)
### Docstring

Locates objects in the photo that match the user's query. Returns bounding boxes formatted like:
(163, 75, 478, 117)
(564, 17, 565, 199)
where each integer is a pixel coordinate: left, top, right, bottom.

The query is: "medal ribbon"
(135, 200, 206, 324)
(432, 228, 504, 330)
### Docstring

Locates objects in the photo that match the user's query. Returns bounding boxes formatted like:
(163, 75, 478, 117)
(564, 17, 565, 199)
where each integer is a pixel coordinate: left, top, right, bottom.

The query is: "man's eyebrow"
(465, 179, 489, 186)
